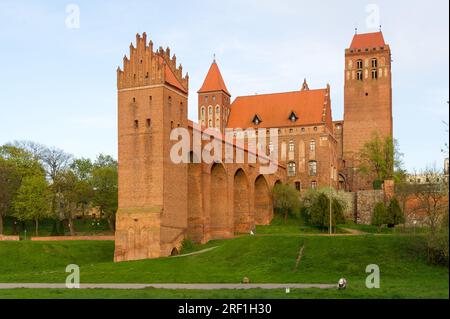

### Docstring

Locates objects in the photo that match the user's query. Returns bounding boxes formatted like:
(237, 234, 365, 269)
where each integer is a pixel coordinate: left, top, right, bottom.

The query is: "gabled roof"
(198, 61, 231, 96)
(158, 56, 187, 94)
(350, 31, 386, 49)
(227, 89, 330, 129)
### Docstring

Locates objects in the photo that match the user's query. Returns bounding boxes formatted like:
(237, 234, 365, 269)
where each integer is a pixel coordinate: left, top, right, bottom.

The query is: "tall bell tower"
(343, 31, 393, 191)
(114, 33, 190, 262)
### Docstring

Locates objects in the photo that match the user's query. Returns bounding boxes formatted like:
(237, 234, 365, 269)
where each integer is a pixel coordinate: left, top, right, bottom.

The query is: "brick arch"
(209, 162, 228, 238)
(254, 175, 273, 225)
(233, 168, 251, 233)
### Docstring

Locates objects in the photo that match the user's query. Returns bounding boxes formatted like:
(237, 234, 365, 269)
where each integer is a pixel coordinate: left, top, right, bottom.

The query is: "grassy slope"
(0, 233, 448, 298)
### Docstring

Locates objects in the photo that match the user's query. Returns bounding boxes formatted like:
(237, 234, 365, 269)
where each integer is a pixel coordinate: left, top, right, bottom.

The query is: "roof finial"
(213, 53, 216, 63)
(379, 25, 382, 32)
(355, 27, 358, 35)
(301, 78, 309, 91)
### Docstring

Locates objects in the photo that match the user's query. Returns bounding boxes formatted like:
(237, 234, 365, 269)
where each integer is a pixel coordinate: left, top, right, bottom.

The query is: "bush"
(272, 184, 300, 223)
(386, 198, 405, 227)
(373, 180, 383, 190)
(371, 202, 386, 232)
(303, 190, 346, 231)
(427, 232, 449, 266)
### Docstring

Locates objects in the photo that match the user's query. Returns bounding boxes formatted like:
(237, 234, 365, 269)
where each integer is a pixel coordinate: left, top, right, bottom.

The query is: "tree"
(272, 183, 300, 223)
(302, 189, 346, 232)
(0, 158, 21, 234)
(12, 175, 51, 236)
(385, 197, 405, 227)
(372, 202, 387, 232)
(91, 155, 118, 230)
(0, 145, 45, 234)
(358, 133, 403, 185)
(411, 166, 449, 231)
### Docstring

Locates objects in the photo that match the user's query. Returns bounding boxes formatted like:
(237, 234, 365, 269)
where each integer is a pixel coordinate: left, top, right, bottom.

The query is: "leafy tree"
(358, 133, 403, 184)
(91, 155, 118, 231)
(0, 158, 21, 234)
(12, 174, 51, 236)
(371, 202, 387, 232)
(272, 183, 300, 223)
(0, 145, 45, 234)
(303, 190, 346, 232)
(385, 197, 405, 227)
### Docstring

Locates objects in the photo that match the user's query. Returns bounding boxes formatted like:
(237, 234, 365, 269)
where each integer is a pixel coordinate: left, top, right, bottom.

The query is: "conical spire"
(198, 59, 230, 96)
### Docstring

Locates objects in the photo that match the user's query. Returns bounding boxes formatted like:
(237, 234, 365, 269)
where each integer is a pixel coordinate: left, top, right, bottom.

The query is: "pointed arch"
(233, 168, 250, 233)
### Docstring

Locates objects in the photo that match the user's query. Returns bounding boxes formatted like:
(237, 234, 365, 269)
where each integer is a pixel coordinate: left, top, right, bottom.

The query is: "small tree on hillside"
(372, 202, 387, 232)
(385, 197, 405, 227)
(306, 192, 346, 232)
(272, 183, 300, 223)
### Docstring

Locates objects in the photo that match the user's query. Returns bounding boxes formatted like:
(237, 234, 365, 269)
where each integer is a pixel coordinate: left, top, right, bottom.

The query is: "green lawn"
(0, 215, 447, 299)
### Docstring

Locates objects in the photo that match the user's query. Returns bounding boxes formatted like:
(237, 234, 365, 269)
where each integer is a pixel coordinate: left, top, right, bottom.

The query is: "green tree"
(272, 183, 300, 223)
(12, 175, 51, 236)
(0, 158, 21, 234)
(91, 155, 118, 231)
(371, 202, 387, 232)
(385, 197, 405, 227)
(358, 133, 403, 185)
(303, 190, 346, 232)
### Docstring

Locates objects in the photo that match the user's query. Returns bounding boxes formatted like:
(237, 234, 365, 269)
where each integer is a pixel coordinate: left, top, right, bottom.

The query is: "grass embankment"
(0, 215, 447, 299)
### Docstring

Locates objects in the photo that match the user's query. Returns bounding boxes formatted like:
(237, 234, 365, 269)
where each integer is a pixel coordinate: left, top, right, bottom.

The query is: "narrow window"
(134, 120, 139, 129)
(288, 162, 297, 177)
(132, 97, 136, 103)
(295, 182, 301, 191)
(289, 140, 295, 152)
(310, 139, 316, 151)
(357, 71, 363, 81)
(170, 121, 174, 129)
(146, 119, 151, 128)
(372, 69, 378, 79)
(309, 161, 317, 176)
(149, 96, 152, 104)
(356, 60, 363, 69)
(311, 181, 317, 189)
(371, 58, 378, 68)
(168, 96, 172, 107)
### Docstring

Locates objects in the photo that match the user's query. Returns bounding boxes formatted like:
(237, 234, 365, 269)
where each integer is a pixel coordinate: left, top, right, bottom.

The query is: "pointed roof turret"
(198, 60, 231, 96)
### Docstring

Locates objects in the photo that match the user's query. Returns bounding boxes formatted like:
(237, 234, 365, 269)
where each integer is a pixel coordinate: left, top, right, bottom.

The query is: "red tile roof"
(227, 89, 330, 129)
(350, 32, 385, 49)
(158, 56, 187, 94)
(198, 61, 231, 96)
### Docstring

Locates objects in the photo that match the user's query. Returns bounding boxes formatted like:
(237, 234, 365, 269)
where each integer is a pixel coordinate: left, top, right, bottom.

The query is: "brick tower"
(114, 33, 189, 262)
(198, 59, 231, 133)
(343, 31, 393, 191)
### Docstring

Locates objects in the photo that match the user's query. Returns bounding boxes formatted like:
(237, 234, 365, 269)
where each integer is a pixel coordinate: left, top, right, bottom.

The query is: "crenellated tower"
(115, 33, 189, 262)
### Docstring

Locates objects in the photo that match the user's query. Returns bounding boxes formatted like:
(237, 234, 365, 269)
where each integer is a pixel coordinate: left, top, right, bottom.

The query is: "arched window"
(311, 181, 317, 189)
(288, 162, 296, 177)
(215, 117, 220, 128)
(201, 106, 205, 120)
(168, 96, 172, 107)
(216, 106, 220, 114)
(371, 58, 378, 68)
(357, 71, 363, 81)
(208, 119, 212, 127)
(356, 60, 363, 69)
(289, 140, 295, 152)
(371, 69, 378, 79)
(309, 161, 317, 176)
(310, 139, 316, 152)
(295, 182, 301, 191)
(208, 106, 213, 116)
(268, 141, 274, 155)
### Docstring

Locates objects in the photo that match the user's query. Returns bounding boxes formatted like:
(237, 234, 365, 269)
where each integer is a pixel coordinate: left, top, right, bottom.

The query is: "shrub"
(373, 180, 383, 190)
(272, 184, 301, 223)
(385, 197, 405, 227)
(303, 190, 346, 231)
(371, 202, 386, 232)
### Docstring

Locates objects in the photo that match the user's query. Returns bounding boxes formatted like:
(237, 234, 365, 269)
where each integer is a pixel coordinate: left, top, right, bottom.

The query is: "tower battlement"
(117, 33, 189, 92)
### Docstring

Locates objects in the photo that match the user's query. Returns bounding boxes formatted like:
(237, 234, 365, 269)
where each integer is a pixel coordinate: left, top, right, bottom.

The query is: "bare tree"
(410, 166, 449, 231)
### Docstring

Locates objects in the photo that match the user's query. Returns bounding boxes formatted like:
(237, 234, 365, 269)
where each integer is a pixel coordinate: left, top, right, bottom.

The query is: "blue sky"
(0, 0, 448, 172)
